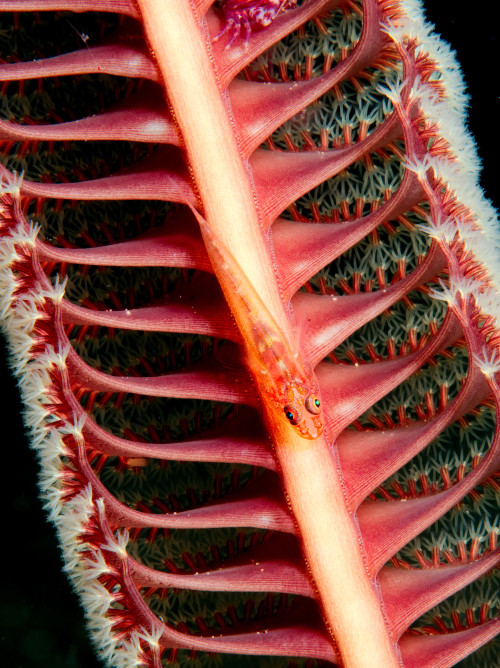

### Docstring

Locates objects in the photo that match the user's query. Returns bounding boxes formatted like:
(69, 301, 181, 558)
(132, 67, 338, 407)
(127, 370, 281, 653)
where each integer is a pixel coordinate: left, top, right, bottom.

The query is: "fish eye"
(305, 394, 321, 415)
(284, 404, 301, 425)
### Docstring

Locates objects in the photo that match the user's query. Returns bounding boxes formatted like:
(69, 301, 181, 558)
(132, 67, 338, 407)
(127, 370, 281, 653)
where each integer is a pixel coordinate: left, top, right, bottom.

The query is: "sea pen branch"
(136, 1, 401, 665)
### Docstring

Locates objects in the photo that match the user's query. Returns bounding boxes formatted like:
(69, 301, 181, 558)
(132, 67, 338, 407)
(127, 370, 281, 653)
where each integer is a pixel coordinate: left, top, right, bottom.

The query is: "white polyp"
(102, 528, 130, 560)
(0, 170, 24, 196)
(418, 218, 455, 243)
(59, 413, 86, 442)
(80, 580, 115, 616)
(447, 275, 484, 300)
(42, 274, 68, 303)
(412, 79, 479, 175)
(427, 280, 458, 306)
(375, 76, 408, 106)
(135, 624, 163, 648)
(84, 548, 113, 579)
(403, 154, 430, 180)
(473, 348, 500, 379)
(0, 241, 18, 270)
(33, 344, 65, 371)
(10, 220, 40, 247)
(113, 633, 147, 668)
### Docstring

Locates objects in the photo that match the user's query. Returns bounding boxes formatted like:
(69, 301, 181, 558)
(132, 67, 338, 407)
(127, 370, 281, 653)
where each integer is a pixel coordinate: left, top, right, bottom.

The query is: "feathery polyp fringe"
(0, 176, 163, 667)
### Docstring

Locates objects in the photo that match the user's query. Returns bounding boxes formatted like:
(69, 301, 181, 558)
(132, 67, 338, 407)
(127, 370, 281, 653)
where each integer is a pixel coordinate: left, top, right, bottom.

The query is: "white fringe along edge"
(378, 1, 500, 346)
(0, 174, 162, 666)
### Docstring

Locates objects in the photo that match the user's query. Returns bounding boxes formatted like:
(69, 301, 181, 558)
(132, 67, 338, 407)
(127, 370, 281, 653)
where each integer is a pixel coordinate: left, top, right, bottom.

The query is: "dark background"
(0, 2, 498, 666)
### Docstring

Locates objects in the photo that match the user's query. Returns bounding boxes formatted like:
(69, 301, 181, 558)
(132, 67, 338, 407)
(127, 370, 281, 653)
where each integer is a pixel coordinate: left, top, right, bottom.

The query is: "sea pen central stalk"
(137, 1, 400, 665)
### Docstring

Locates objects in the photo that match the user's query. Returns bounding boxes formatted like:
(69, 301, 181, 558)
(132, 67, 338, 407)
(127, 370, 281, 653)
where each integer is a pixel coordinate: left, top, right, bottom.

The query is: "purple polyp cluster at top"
(216, 0, 297, 48)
